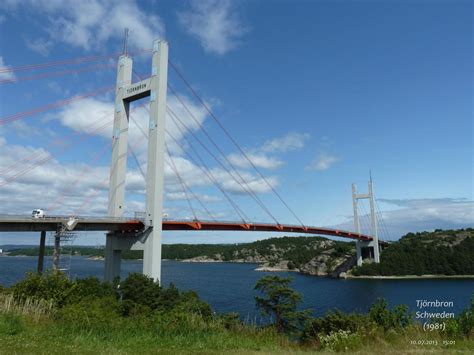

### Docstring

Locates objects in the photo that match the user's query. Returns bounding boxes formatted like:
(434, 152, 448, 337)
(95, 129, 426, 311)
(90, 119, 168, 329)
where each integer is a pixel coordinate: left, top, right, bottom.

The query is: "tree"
(254, 275, 309, 334)
(119, 273, 162, 315)
(369, 298, 411, 331)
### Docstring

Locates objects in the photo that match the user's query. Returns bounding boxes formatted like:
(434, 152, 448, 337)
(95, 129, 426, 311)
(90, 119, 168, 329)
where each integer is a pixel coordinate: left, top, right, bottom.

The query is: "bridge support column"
(104, 234, 122, 281)
(142, 40, 168, 282)
(104, 47, 132, 283)
(356, 240, 363, 267)
(52, 233, 60, 272)
(37, 231, 46, 273)
(368, 179, 380, 263)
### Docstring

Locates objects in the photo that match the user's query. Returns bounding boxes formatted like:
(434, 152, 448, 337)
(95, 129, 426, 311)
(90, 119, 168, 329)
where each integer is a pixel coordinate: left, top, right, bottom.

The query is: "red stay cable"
(46, 140, 112, 213)
(0, 49, 152, 74)
(0, 63, 115, 85)
(0, 85, 114, 126)
(0, 120, 113, 187)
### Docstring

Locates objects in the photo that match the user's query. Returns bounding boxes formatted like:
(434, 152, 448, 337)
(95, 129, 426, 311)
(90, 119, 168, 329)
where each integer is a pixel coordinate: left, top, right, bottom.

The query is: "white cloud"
(211, 168, 277, 195)
(53, 92, 209, 162)
(24, 37, 53, 56)
(7, 120, 55, 139)
(261, 132, 310, 153)
(0, 56, 16, 82)
(330, 198, 474, 240)
(0, 86, 279, 219)
(377, 198, 474, 226)
(55, 98, 113, 138)
(0, 138, 110, 215)
(178, 0, 248, 55)
(227, 152, 283, 170)
(225, 132, 309, 170)
(166, 191, 220, 203)
(305, 152, 339, 171)
(2, 0, 165, 51)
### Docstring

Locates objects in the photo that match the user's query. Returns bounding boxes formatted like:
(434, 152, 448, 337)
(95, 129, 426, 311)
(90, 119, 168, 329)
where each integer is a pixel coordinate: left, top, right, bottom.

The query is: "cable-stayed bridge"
(0, 39, 390, 282)
(0, 215, 376, 240)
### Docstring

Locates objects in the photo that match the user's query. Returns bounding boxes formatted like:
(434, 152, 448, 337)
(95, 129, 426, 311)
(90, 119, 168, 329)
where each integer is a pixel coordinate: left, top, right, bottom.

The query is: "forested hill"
(5, 236, 356, 277)
(5, 228, 473, 277)
(352, 228, 474, 276)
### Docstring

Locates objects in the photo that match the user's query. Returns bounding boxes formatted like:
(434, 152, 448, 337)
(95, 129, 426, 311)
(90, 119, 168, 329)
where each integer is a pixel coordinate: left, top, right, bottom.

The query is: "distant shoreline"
(345, 274, 474, 279)
(3, 255, 474, 279)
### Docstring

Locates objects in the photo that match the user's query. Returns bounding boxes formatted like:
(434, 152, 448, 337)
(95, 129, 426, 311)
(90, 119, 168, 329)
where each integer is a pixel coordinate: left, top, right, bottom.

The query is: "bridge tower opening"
(105, 39, 168, 283)
(352, 176, 380, 266)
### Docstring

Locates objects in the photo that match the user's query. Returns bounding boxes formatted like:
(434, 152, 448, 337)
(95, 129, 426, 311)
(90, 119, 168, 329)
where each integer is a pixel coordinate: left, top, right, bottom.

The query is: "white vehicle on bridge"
(31, 209, 45, 218)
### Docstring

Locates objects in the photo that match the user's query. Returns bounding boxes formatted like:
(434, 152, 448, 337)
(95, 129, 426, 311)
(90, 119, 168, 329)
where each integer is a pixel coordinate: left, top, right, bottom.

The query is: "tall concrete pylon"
(105, 39, 168, 283)
(352, 178, 380, 266)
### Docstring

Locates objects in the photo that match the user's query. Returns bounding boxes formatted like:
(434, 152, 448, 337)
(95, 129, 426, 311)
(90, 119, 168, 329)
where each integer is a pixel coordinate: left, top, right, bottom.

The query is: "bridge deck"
(0, 215, 377, 242)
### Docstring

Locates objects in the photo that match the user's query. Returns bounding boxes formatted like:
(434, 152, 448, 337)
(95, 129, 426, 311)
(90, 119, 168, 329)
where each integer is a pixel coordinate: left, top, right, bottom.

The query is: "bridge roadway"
(0, 215, 381, 242)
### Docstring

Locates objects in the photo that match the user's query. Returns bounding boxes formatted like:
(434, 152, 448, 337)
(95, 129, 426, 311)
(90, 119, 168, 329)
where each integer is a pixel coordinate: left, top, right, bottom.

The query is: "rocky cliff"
(181, 236, 356, 278)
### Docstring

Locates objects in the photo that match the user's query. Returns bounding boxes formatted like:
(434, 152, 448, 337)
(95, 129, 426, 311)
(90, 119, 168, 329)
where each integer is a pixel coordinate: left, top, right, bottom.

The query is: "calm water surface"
(1, 256, 472, 318)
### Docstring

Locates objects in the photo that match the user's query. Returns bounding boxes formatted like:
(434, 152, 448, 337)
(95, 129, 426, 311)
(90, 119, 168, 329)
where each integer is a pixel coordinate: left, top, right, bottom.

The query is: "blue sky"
(0, 0, 472, 245)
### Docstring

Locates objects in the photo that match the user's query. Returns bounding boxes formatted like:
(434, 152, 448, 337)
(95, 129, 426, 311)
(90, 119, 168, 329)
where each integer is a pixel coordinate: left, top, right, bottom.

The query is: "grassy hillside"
(352, 228, 474, 276)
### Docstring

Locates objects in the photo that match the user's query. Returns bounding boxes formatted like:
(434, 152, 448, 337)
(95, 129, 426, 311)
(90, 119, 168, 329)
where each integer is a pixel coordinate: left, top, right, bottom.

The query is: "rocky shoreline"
(179, 259, 474, 279)
(345, 274, 474, 279)
(88, 256, 105, 261)
(180, 245, 357, 278)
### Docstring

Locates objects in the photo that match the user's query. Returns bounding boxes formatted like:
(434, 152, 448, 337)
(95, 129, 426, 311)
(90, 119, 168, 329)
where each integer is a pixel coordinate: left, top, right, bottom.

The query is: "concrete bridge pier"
(52, 233, 61, 271)
(37, 231, 46, 273)
(355, 240, 378, 266)
(104, 234, 122, 281)
(104, 231, 148, 281)
(356, 240, 363, 266)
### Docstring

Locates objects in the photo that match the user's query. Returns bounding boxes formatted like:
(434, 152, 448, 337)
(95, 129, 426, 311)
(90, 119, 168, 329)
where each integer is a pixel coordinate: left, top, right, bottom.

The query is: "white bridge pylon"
(352, 177, 380, 266)
(105, 40, 168, 283)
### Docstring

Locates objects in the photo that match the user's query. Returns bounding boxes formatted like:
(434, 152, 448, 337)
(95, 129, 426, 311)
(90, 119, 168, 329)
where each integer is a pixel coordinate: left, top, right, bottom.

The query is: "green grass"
(1, 272, 472, 354)
(0, 313, 292, 354)
(0, 312, 472, 354)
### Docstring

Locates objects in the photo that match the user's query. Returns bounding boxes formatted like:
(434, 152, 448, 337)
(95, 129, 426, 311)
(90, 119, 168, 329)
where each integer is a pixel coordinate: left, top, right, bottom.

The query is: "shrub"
(173, 290, 212, 319)
(303, 310, 375, 340)
(67, 277, 116, 304)
(369, 298, 411, 331)
(318, 330, 363, 352)
(11, 272, 73, 307)
(216, 312, 242, 330)
(57, 296, 122, 330)
(119, 273, 161, 315)
(119, 274, 212, 318)
(452, 294, 473, 337)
